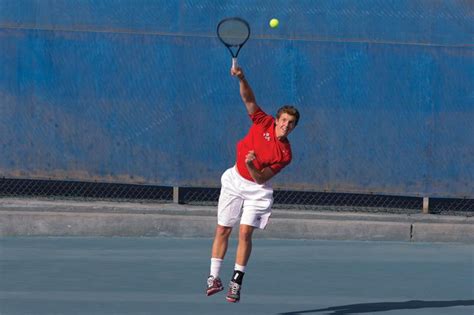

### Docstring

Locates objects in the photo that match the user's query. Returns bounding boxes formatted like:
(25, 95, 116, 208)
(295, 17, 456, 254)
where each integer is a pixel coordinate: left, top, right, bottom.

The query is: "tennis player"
(206, 66, 300, 303)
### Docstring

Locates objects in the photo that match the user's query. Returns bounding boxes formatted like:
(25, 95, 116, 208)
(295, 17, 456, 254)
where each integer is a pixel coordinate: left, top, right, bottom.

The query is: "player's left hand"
(245, 150, 256, 165)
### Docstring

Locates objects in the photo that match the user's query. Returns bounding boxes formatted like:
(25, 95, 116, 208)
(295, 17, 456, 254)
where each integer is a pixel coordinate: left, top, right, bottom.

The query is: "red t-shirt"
(236, 107, 292, 182)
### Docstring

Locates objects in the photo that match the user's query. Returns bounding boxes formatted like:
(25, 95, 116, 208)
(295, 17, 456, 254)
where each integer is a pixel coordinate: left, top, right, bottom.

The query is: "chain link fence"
(0, 178, 173, 202)
(1, 178, 472, 216)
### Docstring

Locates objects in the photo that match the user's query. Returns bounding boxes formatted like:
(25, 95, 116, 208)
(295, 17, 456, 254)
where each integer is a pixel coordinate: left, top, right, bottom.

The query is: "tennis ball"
(269, 18, 279, 28)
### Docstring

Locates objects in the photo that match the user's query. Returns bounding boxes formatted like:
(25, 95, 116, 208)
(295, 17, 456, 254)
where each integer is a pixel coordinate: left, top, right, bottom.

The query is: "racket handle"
(232, 58, 238, 69)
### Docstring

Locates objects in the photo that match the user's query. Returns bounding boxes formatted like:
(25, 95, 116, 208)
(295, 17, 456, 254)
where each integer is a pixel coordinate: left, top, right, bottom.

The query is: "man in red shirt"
(206, 66, 300, 303)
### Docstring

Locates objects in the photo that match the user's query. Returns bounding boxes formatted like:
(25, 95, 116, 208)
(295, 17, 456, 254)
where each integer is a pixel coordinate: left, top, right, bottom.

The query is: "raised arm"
(231, 67, 259, 115)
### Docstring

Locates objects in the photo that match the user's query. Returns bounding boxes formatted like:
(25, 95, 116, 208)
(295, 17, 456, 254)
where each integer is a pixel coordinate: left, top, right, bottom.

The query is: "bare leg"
(211, 225, 232, 259)
(207, 225, 232, 296)
(235, 224, 255, 266)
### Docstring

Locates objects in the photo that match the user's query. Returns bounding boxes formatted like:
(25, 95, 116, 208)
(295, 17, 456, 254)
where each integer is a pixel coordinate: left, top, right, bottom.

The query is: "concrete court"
(0, 237, 473, 315)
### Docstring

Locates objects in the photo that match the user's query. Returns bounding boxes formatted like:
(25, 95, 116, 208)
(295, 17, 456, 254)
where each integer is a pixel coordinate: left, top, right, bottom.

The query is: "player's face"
(275, 113, 297, 139)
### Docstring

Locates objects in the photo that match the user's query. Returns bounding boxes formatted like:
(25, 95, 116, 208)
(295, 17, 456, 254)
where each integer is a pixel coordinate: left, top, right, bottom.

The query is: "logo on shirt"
(263, 132, 270, 141)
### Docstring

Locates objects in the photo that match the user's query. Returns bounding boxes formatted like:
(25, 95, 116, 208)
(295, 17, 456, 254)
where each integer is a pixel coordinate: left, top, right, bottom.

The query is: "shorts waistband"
(232, 165, 271, 188)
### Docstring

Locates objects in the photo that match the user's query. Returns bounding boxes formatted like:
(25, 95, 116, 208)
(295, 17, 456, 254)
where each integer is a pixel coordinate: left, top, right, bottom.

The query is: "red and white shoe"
(206, 276, 224, 296)
(225, 281, 241, 303)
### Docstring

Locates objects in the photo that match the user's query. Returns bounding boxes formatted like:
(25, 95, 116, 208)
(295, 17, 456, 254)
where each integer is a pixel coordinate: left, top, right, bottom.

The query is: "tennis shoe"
(226, 281, 241, 303)
(206, 275, 224, 296)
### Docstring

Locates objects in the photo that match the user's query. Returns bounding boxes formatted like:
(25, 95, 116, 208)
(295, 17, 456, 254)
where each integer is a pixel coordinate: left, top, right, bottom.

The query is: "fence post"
(422, 197, 430, 214)
(173, 186, 181, 204)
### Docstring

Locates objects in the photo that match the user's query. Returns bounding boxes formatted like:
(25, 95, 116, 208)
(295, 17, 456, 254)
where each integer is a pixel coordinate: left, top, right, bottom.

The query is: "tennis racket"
(217, 17, 250, 69)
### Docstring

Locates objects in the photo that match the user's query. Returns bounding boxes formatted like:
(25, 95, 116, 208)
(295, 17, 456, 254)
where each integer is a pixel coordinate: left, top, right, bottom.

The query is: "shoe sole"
(206, 287, 224, 296)
(226, 296, 240, 303)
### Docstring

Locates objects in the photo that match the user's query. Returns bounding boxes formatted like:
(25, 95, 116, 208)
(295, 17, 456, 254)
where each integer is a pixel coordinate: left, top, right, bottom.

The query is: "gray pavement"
(0, 198, 473, 243)
(0, 237, 473, 315)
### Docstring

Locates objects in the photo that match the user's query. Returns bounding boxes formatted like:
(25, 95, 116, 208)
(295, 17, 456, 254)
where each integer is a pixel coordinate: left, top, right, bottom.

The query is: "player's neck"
(275, 125, 288, 141)
(275, 130, 288, 141)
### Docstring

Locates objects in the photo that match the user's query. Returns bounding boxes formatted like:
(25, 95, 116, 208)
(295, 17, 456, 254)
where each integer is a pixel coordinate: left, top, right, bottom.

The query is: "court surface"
(1, 237, 473, 315)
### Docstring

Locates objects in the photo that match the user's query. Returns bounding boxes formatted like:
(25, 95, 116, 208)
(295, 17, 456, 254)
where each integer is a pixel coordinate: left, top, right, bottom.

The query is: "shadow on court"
(280, 299, 474, 314)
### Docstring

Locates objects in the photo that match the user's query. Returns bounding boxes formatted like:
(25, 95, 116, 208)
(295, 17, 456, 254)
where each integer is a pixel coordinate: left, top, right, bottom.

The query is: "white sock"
(234, 263, 246, 273)
(210, 258, 223, 278)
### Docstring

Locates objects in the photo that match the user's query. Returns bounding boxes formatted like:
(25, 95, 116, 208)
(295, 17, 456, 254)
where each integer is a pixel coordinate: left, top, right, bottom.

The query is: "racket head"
(217, 17, 250, 57)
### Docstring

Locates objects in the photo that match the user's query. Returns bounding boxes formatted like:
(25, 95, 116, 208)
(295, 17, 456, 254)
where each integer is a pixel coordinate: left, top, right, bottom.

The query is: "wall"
(1, 0, 473, 198)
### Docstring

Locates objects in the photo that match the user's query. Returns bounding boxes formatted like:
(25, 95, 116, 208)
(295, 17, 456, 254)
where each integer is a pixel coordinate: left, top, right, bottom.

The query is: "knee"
(215, 225, 232, 238)
(239, 225, 254, 242)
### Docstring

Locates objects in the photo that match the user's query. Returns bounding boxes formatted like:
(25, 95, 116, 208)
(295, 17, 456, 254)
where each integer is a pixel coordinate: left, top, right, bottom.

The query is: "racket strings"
(217, 19, 250, 46)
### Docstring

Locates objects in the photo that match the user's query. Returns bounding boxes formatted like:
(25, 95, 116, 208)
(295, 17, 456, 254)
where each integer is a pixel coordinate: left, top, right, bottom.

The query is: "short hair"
(276, 105, 300, 126)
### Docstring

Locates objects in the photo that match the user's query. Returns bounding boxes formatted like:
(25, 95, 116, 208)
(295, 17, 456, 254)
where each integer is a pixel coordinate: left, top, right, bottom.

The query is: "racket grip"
(232, 58, 238, 69)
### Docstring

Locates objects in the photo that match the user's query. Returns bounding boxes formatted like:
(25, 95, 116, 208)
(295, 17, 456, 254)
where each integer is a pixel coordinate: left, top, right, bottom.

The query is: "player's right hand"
(231, 67, 245, 80)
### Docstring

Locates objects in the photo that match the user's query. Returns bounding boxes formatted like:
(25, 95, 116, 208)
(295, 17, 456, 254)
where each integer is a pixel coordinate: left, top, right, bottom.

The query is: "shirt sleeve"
(268, 160, 290, 175)
(249, 107, 273, 127)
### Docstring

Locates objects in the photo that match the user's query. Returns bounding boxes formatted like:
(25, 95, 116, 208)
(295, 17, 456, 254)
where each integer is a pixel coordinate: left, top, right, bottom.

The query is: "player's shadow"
(279, 299, 474, 315)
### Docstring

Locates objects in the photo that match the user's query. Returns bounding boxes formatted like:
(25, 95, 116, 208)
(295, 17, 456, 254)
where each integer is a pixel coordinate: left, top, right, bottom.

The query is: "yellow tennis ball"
(269, 18, 279, 28)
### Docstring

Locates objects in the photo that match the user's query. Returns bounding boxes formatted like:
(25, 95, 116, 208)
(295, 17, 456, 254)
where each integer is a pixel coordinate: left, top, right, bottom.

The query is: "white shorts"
(217, 166, 274, 229)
